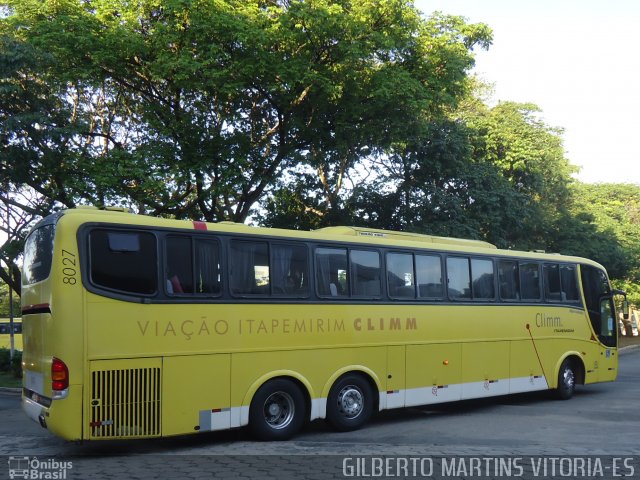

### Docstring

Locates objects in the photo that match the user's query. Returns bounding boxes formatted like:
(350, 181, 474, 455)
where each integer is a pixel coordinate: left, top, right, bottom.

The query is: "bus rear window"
(90, 230, 157, 295)
(23, 225, 55, 285)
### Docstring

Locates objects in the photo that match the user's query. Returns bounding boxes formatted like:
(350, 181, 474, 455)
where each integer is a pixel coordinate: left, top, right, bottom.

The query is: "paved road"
(2, 348, 639, 479)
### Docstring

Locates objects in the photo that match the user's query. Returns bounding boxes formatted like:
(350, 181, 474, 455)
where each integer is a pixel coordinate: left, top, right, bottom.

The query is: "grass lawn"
(0, 371, 21, 388)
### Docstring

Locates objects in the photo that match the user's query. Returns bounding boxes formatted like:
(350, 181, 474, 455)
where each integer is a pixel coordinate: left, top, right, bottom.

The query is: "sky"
(415, 0, 640, 185)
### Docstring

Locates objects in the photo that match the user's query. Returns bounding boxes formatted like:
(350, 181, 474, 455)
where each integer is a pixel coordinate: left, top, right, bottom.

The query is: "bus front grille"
(90, 366, 161, 438)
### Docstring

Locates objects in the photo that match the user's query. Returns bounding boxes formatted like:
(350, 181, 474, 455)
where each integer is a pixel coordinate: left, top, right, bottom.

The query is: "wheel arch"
(554, 352, 586, 387)
(241, 370, 314, 426)
(321, 366, 382, 415)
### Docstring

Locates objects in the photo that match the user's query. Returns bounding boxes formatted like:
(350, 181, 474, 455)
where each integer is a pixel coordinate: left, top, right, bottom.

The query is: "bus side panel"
(509, 340, 548, 393)
(461, 341, 510, 399)
(405, 343, 462, 406)
(162, 354, 231, 436)
(385, 345, 406, 410)
(45, 386, 84, 441)
(598, 345, 618, 382)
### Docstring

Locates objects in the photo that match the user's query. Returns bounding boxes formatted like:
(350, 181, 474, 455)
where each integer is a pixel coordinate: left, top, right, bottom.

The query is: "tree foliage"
(1, 0, 491, 221)
(564, 183, 640, 305)
(0, 0, 638, 302)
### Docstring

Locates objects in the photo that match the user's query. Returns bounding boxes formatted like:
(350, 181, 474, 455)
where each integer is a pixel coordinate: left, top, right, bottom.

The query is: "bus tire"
(248, 378, 305, 441)
(555, 358, 576, 400)
(326, 374, 374, 432)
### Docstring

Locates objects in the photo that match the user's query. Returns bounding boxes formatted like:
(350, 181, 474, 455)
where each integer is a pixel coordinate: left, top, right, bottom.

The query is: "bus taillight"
(51, 357, 69, 398)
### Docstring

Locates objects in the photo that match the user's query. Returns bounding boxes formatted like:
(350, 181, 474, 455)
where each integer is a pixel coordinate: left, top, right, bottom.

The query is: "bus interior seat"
(169, 275, 184, 294)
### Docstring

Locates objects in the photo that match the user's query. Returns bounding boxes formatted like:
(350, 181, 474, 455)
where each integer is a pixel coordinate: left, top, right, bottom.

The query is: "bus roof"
(314, 226, 497, 249)
(51, 207, 606, 270)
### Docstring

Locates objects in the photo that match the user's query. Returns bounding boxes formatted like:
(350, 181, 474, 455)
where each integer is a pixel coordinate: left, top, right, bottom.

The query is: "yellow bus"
(21, 207, 626, 441)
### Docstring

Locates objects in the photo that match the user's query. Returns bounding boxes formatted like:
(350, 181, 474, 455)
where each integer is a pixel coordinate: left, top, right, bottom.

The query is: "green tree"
(0, 279, 20, 318)
(269, 97, 575, 251)
(1, 0, 491, 288)
(1, 0, 491, 221)
(563, 183, 640, 305)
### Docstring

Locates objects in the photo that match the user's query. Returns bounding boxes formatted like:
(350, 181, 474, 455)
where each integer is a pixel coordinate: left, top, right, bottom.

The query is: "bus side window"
(230, 241, 269, 296)
(315, 248, 348, 297)
(447, 256, 471, 300)
(560, 264, 580, 302)
(471, 258, 495, 300)
(271, 243, 309, 296)
(350, 250, 381, 297)
(387, 252, 415, 299)
(543, 263, 562, 301)
(416, 254, 443, 299)
(498, 260, 519, 300)
(519, 262, 541, 301)
(165, 237, 221, 296)
(195, 239, 222, 295)
(90, 230, 157, 295)
(166, 236, 194, 294)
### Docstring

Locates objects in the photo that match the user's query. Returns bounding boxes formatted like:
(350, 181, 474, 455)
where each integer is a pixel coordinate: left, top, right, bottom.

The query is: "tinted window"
(23, 225, 55, 285)
(471, 258, 495, 300)
(166, 236, 194, 294)
(316, 248, 348, 297)
(581, 265, 609, 312)
(90, 230, 157, 295)
(165, 236, 221, 295)
(447, 257, 471, 300)
(520, 262, 541, 300)
(560, 264, 580, 302)
(498, 260, 519, 300)
(271, 243, 309, 296)
(416, 255, 443, 298)
(351, 250, 381, 297)
(387, 253, 415, 299)
(544, 264, 562, 301)
(230, 241, 269, 295)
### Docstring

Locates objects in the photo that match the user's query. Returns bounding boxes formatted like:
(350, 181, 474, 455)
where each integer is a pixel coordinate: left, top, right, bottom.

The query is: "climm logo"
(535, 312, 563, 328)
(354, 317, 417, 331)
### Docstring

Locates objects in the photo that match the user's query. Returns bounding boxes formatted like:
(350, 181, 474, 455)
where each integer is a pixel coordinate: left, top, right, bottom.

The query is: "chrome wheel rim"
(337, 385, 364, 419)
(263, 391, 295, 430)
(562, 367, 575, 390)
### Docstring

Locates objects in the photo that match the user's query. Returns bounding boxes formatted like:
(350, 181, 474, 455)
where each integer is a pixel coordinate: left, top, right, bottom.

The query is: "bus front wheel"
(249, 378, 305, 441)
(326, 374, 374, 432)
(555, 359, 576, 400)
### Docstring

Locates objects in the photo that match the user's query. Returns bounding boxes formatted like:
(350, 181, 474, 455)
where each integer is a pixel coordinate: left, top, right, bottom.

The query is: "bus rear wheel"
(326, 374, 374, 432)
(555, 358, 576, 400)
(249, 378, 305, 441)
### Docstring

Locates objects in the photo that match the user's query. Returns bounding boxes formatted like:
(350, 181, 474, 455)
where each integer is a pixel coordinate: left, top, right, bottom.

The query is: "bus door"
(580, 265, 618, 382)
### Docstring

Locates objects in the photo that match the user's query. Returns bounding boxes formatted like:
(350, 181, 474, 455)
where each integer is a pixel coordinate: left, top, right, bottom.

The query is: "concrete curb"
(0, 386, 20, 395)
(619, 344, 640, 354)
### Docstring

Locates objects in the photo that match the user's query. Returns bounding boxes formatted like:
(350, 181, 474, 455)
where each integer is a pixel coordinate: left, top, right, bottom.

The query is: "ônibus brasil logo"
(8, 457, 73, 479)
